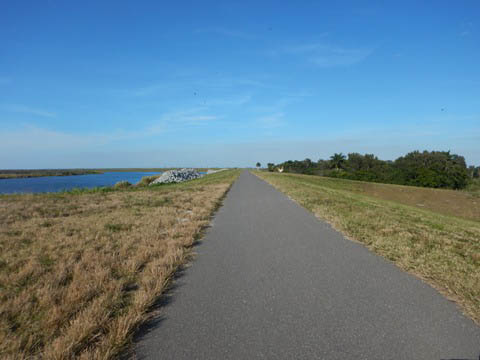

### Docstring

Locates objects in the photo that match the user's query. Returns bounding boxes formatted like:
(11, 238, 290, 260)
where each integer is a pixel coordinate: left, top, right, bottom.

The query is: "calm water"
(0, 172, 161, 194)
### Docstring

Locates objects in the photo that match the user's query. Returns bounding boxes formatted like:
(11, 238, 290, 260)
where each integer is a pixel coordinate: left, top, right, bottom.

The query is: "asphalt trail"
(135, 171, 479, 359)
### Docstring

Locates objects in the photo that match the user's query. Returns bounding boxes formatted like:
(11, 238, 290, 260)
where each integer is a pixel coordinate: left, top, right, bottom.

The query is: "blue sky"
(0, 0, 479, 168)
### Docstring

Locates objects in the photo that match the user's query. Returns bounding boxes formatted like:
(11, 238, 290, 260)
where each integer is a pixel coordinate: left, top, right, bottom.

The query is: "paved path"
(135, 171, 479, 360)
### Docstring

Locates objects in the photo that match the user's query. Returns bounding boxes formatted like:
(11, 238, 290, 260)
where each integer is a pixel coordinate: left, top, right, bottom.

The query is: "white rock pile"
(150, 168, 202, 185)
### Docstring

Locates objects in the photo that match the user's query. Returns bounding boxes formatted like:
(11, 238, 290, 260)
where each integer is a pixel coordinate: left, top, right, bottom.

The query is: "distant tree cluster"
(269, 151, 474, 190)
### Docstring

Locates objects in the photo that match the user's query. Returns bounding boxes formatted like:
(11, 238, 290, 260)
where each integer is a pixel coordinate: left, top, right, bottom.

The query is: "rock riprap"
(150, 169, 202, 185)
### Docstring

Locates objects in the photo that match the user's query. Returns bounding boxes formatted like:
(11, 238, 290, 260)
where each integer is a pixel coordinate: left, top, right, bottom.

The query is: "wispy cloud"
(0, 121, 170, 153)
(195, 27, 255, 39)
(0, 125, 109, 151)
(182, 115, 219, 122)
(250, 96, 301, 114)
(207, 94, 252, 106)
(0, 106, 222, 152)
(190, 76, 272, 90)
(246, 94, 311, 130)
(256, 112, 285, 128)
(112, 84, 167, 97)
(270, 42, 373, 67)
(460, 22, 473, 37)
(111, 76, 269, 99)
(2, 104, 56, 118)
(309, 47, 372, 67)
(157, 107, 220, 126)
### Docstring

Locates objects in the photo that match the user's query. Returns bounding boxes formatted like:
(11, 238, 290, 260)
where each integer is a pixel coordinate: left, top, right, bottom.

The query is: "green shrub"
(136, 175, 159, 186)
(114, 181, 132, 189)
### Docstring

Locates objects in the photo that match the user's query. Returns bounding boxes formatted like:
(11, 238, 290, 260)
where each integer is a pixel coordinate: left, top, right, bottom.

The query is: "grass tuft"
(104, 223, 132, 232)
(114, 181, 132, 189)
(136, 175, 160, 187)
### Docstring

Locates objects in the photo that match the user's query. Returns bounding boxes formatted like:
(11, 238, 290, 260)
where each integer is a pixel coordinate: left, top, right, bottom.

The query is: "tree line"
(266, 150, 479, 190)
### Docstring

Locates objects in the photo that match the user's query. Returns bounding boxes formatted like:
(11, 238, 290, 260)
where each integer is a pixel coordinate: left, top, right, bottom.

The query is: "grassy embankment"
(0, 169, 241, 359)
(255, 171, 480, 324)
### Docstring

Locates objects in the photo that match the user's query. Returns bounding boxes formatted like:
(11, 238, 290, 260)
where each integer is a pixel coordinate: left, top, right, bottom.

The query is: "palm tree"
(330, 153, 346, 170)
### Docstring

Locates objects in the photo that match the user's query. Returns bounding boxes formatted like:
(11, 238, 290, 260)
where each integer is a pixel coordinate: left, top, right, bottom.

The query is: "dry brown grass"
(272, 174, 480, 222)
(255, 171, 480, 324)
(0, 170, 240, 359)
(345, 178, 480, 222)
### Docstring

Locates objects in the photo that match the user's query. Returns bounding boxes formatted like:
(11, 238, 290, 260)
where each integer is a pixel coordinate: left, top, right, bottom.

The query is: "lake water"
(0, 172, 161, 194)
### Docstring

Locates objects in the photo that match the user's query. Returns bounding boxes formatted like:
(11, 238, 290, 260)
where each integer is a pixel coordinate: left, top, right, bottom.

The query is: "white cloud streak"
(0, 125, 109, 151)
(157, 107, 220, 126)
(195, 27, 255, 39)
(111, 76, 269, 99)
(256, 112, 285, 128)
(2, 104, 56, 118)
(207, 95, 252, 106)
(270, 42, 374, 67)
(2, 117, 480, 168)
(0, 105, 221, 154)
(460, 21, 474, 37)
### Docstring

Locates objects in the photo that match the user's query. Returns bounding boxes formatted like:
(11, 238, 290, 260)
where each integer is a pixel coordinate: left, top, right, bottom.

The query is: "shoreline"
(0, 168, 217, 180)
(0, 171, 102, 179)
